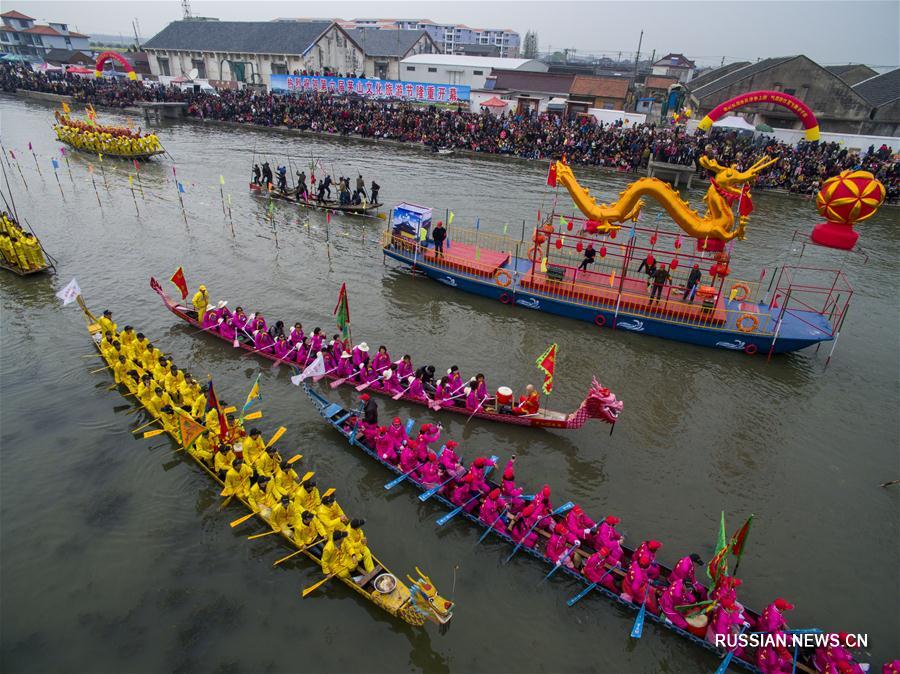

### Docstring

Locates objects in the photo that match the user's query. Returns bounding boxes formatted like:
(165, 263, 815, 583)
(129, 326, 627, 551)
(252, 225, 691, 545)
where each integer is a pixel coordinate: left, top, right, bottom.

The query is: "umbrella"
(755, 123, 774, 132)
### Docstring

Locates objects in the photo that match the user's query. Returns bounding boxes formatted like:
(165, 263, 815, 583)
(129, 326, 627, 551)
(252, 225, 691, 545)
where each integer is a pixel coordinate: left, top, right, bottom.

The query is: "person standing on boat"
(252, 164, 261, 186)
(361, 393, 378, 426)
(316, 180, 327, 204)
(649, 264, 672, 304)
(322, 174, 332, 199)
(432, 221, 447, 257)
(637, 253, 657, 285)
(577, 243, 597, 272)
(261, 162, 273, 188)
(370, 181, 380, 205)
(191, 285, 209, 321)
(356, 174, 367, 200)
(683, 264, 702, 303)
(276, 165, 287, 192)
(295, 171, 308, 200)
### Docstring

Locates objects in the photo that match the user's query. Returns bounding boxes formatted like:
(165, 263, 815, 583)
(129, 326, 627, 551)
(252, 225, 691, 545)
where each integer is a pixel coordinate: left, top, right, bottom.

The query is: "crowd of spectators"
(3, 65, 897, 203)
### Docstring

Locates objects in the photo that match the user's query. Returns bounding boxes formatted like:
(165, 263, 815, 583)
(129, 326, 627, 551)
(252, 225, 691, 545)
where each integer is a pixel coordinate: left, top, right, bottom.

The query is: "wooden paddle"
(248, 529, 281, 540)
(142, 428, 167, 439)
(266, 426, 287, 449)
(222, 406, 236, 414)
(218, 495, 234, 511)
(273, 538, 324, 567)
(132, 417, 161, 433)
(287, 453, 302, 464)
(243, 410, 263, 421)
(301, 572, 337, 598)
(230, 510, 257, 528)
(90, 365, 112, 374)
(630, 599, 647, 638)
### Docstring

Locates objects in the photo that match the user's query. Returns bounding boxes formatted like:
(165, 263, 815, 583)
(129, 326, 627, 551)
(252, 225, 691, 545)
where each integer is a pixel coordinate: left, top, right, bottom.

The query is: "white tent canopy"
(712, 115, 757, 131)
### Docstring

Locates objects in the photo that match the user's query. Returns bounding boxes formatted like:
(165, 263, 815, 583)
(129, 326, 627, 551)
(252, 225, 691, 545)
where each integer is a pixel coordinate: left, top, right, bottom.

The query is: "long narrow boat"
(150, 276, 623, 430)
(53, 111, 165, 160)
(303, 384, 865, 674)
(250, 183, 382, 217)
(0, 213, 53, 275)
(381, 156, 858, 356)
(78, 297, 453, 629)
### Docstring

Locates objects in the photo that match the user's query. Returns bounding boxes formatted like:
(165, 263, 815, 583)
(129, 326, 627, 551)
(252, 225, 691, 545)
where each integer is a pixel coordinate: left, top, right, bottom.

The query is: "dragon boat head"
(700, 155, 777, 195)
(406, 566, 454, 626)
(566, 377, 623, 428)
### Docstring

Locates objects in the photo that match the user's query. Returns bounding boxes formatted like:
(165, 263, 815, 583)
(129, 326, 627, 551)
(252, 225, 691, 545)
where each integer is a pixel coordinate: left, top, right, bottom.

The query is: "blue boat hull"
(383, 248, 833, 355)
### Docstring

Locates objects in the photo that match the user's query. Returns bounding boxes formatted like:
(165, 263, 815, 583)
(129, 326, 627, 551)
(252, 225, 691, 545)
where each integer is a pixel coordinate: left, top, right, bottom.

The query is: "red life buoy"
(594, 314, 606, 327)
(744, 343, 758, 355)
(499, 292, 512, 304)
(495, 270, 512, 288)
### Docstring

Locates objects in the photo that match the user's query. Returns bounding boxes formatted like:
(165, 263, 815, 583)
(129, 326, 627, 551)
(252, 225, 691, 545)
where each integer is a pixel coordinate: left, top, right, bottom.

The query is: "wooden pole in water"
(98, 153, 109, 190)
(129, 175, 140, 215)
(89, 165, 102, 209)
(29, 143, 42, 177)
(61, 148, 75, 185)
(1, 156, 20, 222)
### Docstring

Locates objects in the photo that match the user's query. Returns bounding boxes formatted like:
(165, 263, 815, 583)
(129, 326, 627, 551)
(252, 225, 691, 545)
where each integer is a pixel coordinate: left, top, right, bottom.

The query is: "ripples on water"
(0, 96, 897, 672)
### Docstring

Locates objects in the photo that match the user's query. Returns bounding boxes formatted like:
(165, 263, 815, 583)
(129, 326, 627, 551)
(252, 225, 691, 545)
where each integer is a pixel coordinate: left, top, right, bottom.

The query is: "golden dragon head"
(700, 155, 777, 195)
(406, 566, 454, 625)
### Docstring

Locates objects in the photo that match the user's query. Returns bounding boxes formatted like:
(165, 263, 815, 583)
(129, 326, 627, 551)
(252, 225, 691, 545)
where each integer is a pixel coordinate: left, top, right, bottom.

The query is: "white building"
(650, 52, 696, 84)
(0, 10, 90, 61)
(398, 54, 547, 89)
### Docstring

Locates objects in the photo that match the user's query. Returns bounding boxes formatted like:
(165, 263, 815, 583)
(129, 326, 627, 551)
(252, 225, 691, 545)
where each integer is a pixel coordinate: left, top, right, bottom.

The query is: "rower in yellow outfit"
(320, 530, 357, 578)
(214, 445, 235, 480)
(192, 285, 210, 322)
(158, 405, 178, 433)
(221, 458, 252, 499)
(147, 387, 170, 418)
(247, 475, 275, 513)
(268, 495, 293, 533)
(113, 355, 129, 385)
(346, 518, 375, 574)
(254, 445, 280, 478)
(190, 431, 214, 465)
(298, 476, 321, 511)
(317, 489, 348, 532)
(292, 510, 326, 548)
(98, 310, 117, 336)
(274, 461, 300, 499)
(242, 428, 265, 466)
(204, 406, 222, 436)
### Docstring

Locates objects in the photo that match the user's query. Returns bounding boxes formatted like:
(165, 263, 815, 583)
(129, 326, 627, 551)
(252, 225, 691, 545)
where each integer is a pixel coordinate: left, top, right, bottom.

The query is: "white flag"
(56, 277, 81, 306)
(293, 353, 325, 385)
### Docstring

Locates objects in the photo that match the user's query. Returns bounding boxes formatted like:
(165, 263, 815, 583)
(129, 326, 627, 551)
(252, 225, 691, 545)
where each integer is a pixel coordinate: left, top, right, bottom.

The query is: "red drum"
(686, 613, 708, 637)
(496, 387, 513, 406)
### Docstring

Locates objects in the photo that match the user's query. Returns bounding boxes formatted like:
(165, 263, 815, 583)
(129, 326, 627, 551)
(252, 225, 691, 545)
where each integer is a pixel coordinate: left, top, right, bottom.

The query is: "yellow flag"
(219, 175, 225, 185)
(729, 287, 739, 302)
(61, 101, 70, 113)
(129, 174, 133, 186)
(448, 211, 455, 226)
(609, 271, 616, 287)
(540, 256, 548, 273)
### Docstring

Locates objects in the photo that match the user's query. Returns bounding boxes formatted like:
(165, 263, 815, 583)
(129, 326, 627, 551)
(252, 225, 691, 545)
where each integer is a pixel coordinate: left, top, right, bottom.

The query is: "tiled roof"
(1, 10, 34, 20)
(345, 28, 430, 57)
(853, 68, 900, 107)
(653, 52, 696, 68)
(24, 25, 63, 36)
(144, 19, 334, 55)
(644, 75, 678, 90)
(570, 75, 629, 99)
(689, 56, 798, 98)
(492, 69, 574, 95)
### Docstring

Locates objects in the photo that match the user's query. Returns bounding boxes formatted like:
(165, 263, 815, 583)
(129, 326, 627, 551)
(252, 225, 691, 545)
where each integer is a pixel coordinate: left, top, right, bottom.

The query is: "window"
(64, 37, 71, 47)
(473, 70, 483, 75)
(271, 62, 287, 75)
(191, 58, 206, 78)
(158, 56, 170, 76)
(0, 33, 7, 43)
(406, 65, 415, 71)
(428, 67, 437, 72)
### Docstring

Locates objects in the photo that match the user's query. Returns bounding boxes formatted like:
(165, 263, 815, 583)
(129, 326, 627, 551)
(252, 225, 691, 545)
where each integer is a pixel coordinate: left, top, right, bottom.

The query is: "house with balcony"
(0, 10, 90, 62)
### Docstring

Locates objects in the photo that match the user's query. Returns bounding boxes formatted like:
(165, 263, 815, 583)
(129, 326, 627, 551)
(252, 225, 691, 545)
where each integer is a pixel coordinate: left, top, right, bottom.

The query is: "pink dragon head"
(567, 377, 623, 428)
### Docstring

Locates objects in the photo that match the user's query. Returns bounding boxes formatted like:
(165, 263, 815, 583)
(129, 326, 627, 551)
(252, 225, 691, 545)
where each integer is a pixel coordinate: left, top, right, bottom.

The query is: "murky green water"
(1, 96, 897, 673)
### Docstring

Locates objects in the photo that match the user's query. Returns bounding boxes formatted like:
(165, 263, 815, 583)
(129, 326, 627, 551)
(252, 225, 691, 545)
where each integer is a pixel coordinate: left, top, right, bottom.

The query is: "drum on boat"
(496, 387, 513, 406)
(686, 612, 708, 637)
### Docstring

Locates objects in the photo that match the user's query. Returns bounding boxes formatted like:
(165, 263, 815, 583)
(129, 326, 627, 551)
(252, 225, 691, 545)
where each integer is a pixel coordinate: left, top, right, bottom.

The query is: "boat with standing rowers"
(304, 384, 867, 674)
(0, 211, 53, 276)
(249, 181, 383, 217)
(78, 296, 453, 629)
(149, 276, 623, 430)
(380, 156, 879, 357)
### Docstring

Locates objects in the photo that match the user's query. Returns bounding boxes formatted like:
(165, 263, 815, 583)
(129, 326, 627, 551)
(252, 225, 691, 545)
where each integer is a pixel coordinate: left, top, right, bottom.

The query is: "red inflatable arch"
(95, 51, 137, 80)
(698, 90, 820, 141)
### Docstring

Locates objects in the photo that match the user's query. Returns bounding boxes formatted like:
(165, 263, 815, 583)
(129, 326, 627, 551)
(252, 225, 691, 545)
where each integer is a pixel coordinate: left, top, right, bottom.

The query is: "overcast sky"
(14, 0, 900, 68)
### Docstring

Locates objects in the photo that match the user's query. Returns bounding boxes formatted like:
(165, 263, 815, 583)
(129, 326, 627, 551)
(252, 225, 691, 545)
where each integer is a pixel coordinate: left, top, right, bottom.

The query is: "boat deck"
(424, 243, 509, 277)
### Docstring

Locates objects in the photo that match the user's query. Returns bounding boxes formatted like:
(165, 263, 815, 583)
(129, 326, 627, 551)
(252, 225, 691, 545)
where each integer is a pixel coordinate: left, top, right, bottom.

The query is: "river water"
(1, 96, 897, 673)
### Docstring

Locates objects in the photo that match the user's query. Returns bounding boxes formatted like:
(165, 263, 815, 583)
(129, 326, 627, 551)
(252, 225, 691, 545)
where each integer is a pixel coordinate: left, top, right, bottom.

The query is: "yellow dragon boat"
(78, 296, 453, 628)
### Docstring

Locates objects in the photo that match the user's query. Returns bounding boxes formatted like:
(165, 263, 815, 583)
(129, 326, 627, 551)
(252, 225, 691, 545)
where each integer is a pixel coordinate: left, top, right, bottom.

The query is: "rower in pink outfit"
(439, 441, 462, 475)
(232, 308, 248, 331)
(253, 329, 274, 354)
(755, 635, 794, 674)
(387, 417, 407, 446)
(446, 366, 463, 393)
(467, 457, 495, 494)
(622, 555, 658, 613)
(415, 450, 441, 486)
(219, 319, 236, 341)
(658, 579, 690, 629)
(449, 472, 477, 506)
(352, 342, 370, 367)
(336, 352, 354, 378)
(372, 346, 392, 372)
(566, 505, 597, 540)
(633, 540, 663, 580)
(309, 328, 324, 352)
(706, 595, 747, 657)
(273, 336, 293, 360)
(545, 523, 579, 568)
(478, 489, 507, 530)
(465, 384, 480, 410)
(396, 355, 413, 380)
(501, 457, 526, 513)
(510, 504, 540, 548)
(399, 439, 420, 474)
(597, 515, 623, 550)
(289, 322, 304, 345)
(758, 598, 793, 633)
(812, 635, 865, 674)
(375, 426, 398, 464)
(417, 423, 441, 447)
(582, 546, 620, 592)
(533, 485, 553, 519)
(406, 375, 427, 400)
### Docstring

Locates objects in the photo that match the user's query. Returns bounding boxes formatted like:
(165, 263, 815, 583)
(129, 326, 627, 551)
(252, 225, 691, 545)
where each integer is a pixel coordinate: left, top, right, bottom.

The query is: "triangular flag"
(546, 162, 557, 187)
(296, 353, 326, 383)
(535, 343, 558, 395)
(177, 413, 206, 449)
(609, 270, 616, 287)
(55, 277, 81, 306)
(51, 158, 59, 169)
(448, 211, 455, 227)
(241, 373, 262, 416)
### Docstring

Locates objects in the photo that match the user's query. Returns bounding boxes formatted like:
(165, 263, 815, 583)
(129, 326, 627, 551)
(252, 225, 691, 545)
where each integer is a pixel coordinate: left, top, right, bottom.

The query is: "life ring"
(527, 245, 543, 261)
(499, 292, 512, 305)
(736, 313, 759, 333)
(730, 282, 751, 302)
(594, 314, 606, 327)
(495, 270, 512, 288)
(744, 343, 758, 355)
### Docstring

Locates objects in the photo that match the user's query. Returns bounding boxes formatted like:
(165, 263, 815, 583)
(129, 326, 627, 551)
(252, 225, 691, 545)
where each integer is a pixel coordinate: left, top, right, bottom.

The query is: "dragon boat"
(250, 182, 383, 217)
(150, 277, 623, 430)
(0, 212, 52, 276)
(382, 156, 863, 356)
(53, 109, 165, 160)
(78, 297, 453, 629)
(304, 385, 864, 674)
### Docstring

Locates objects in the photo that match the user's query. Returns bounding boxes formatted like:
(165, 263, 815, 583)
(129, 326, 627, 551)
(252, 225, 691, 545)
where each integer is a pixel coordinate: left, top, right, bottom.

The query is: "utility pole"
(720, 56, 725, 67)
(633, 30, 643, 78)
(132, 18, 141, 49)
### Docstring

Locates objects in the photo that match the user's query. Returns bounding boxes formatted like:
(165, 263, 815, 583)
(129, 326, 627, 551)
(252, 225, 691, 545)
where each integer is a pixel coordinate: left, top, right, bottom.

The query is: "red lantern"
(599, 246, 607, 258)
(650, 234, 658, 245)
(576, 242, 583, 253)
(811, 170, 885, 250)
(566, 220, 573, 231)
(555, 239, 563, 250)
(609, 230, 617, 239)
(670, 258, 679, 270)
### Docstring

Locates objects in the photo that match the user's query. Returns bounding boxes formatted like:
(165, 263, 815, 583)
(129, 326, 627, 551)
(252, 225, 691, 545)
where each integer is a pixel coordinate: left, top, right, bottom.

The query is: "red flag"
(729, 515, 754, 558)
(205, 380, 228, 441)
(546, 163, 557, 187)
(170, 266, 188, 300)
(739, 184, 754, 216)
(535, 343, 558, 395)
(133, 159, 140, 172)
